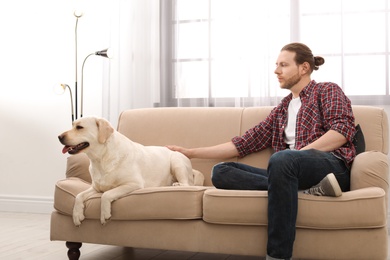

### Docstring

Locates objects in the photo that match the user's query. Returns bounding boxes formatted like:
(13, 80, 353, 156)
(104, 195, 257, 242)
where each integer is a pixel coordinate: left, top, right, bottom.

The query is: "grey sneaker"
(303, 173, 342, 197)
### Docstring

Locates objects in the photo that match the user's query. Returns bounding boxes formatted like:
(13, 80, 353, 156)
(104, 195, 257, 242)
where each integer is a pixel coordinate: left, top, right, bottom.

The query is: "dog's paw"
(100, 201, 112, 225)
(73, 201, 85, 227)
(100, 211, 111, 225)
(173, 182, 190, 186)
(73, 210, 85, 227)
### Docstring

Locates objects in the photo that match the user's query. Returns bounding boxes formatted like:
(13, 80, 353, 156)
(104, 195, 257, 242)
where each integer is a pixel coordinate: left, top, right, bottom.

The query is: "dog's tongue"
(62, 146, 71, 154)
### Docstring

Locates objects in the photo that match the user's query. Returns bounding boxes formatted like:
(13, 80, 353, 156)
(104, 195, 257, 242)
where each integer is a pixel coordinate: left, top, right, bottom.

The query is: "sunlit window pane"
(342, 0, 385, 12)
(300, 0, 342, 13)
(175, 61, 208, 98)
(343, 13, 386, 53)
(343, 55, 385, 95)
(176, 22, 209, 59)
(209, 0, 290, 98)
(211, 20, 246, 59)
(313, 56, 342, 86)
(249, 58, 274, 97)
(211, 59, 249, 97)
(211, 0, 289, 20)
(210, 0, 289, 60)
(300, 14, 342, 54)
(176, 0, 209, 20)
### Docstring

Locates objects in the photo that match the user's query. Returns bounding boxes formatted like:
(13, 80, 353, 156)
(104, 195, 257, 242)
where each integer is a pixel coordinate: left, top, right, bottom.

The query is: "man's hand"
(166, 145, 193, 158)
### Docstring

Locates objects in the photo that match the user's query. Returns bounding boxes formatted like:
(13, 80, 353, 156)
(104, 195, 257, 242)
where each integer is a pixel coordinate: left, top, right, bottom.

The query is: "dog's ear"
(96, 118, 114, 144)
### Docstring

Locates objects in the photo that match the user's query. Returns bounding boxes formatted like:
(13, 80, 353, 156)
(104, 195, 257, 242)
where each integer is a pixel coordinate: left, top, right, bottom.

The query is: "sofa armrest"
(65, 153, 92, 183)
(350, 151, 389, 194)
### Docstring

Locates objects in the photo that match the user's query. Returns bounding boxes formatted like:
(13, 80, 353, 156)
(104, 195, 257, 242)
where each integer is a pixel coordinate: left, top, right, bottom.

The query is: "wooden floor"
(0, 212, 265, 260)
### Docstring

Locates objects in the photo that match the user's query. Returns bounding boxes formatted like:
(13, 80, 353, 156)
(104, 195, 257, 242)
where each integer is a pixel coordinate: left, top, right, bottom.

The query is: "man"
(168, 43, 356, 260)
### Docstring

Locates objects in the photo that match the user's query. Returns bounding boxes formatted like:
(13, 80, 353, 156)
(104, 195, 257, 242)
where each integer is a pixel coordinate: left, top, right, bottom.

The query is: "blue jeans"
(211, 149, 350, 259)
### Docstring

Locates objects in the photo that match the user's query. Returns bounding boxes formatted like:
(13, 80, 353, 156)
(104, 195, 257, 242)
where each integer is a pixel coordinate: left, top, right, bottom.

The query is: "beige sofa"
(51, 106, 389, 260)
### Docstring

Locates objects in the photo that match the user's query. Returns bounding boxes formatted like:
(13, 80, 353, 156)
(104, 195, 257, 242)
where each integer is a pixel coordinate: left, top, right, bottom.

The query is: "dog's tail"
(192, 169, 205, 186)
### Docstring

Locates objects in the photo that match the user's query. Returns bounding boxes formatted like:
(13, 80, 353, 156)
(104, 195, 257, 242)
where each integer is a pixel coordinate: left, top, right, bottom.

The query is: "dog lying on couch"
(58, 116, 204, 226)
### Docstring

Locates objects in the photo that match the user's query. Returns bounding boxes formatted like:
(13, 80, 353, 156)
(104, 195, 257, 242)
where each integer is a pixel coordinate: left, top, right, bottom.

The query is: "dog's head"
(58, 117, 114, 155)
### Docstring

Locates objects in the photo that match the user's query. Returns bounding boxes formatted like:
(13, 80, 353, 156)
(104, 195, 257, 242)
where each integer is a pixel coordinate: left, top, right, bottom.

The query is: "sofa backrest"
(117, 106, 388, 186)
(352, 105, 388, 154)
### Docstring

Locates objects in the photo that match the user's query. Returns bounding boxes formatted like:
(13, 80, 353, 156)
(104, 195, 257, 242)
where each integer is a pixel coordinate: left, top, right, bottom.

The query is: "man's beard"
(281, 72, 301, 90)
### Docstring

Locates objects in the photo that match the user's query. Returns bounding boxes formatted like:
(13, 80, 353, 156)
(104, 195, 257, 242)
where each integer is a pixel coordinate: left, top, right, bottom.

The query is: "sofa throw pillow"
(352, 124, 365, 155)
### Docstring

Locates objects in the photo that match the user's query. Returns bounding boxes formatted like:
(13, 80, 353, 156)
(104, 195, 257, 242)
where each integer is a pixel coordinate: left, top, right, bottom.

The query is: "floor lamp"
(57, 10, 111, 123)
(80, 48, 112, 118)
(57, 10, 82, 123)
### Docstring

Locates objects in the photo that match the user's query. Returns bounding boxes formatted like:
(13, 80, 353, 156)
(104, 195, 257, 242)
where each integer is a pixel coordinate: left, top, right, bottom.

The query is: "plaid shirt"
(232, 80, 356, 166)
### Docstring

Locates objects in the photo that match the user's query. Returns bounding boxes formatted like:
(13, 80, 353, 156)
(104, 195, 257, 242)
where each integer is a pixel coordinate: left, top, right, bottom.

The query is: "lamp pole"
(56, 84, 75, 123)
(74, 11, 83, 120)
(80, 53, 94, 118)
(63, 84, 74, 122)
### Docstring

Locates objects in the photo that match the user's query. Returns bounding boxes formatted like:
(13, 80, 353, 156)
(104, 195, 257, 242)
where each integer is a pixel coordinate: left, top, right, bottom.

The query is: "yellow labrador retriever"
(58, 116, 204, 226)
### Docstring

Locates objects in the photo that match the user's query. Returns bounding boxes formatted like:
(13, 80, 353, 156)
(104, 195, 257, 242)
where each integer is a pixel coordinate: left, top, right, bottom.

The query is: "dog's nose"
(58, 135, 64, 143)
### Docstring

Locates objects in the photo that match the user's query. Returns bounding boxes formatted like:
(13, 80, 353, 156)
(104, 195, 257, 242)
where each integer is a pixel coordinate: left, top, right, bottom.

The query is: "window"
(300, 0, 389, 103)
(159, 0, 390, 107)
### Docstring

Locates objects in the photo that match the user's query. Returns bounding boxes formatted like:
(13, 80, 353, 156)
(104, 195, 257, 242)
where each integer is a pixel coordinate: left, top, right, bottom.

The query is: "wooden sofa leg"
(66, 242, 82, 260)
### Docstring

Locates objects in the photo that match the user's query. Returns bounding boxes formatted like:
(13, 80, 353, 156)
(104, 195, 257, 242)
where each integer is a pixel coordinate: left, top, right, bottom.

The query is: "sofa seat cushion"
(203, 187, 387, 229)
(54, 177, 210, 220)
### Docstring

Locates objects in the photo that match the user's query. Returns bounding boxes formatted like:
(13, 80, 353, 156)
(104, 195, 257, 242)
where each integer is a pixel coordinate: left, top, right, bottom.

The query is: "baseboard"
(0, 195, 54, 214)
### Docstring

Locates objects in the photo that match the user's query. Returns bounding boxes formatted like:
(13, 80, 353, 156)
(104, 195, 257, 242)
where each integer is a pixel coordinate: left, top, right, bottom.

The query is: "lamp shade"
(95, 48, 113, 58)
(73, 10, 83, 18)
(55, 84, 75, 122)
(53, 83, 67, 95)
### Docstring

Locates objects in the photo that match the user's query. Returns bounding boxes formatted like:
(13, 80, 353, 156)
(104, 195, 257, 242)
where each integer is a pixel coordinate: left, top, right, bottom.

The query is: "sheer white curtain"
(104, 0, 160, 126)
(159, 0, 291, 108)
(158, 0, 390, 108)
(106, 0, 390, 115)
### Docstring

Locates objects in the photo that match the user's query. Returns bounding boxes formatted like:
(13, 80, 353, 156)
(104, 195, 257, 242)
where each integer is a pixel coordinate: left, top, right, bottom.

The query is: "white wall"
(0, 0, 159, 213)
(0, 0, 119, 213)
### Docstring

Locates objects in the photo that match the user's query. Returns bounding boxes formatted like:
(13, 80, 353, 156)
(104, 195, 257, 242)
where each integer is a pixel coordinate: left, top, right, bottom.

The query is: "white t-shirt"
(284, 97, 302, 150)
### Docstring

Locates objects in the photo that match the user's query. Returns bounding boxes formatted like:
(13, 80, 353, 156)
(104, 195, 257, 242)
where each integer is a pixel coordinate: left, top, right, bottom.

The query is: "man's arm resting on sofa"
(167, 142, 239, 159)
(300, 129, 347, 152)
